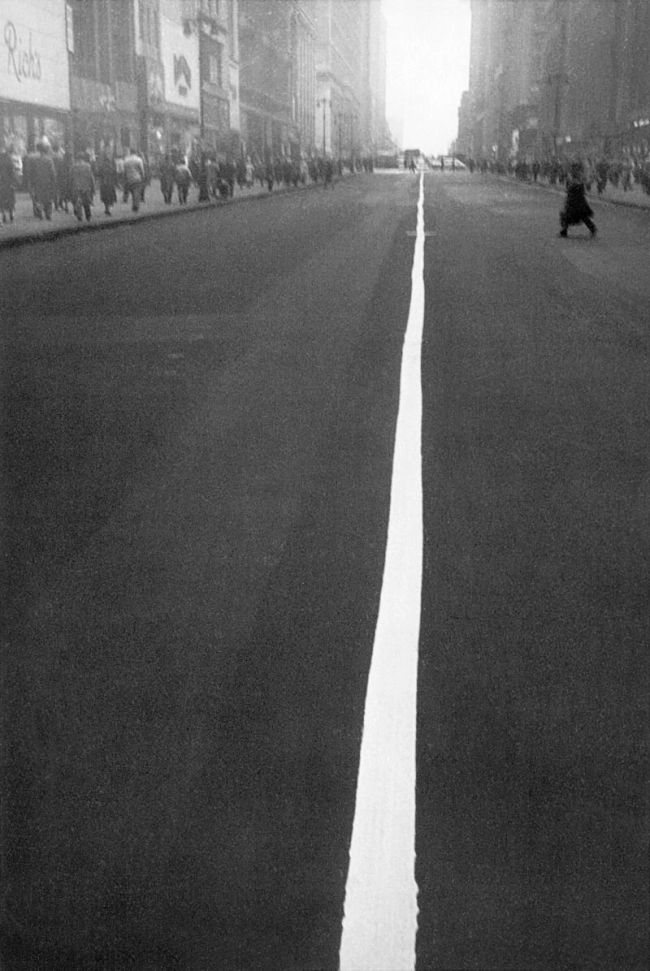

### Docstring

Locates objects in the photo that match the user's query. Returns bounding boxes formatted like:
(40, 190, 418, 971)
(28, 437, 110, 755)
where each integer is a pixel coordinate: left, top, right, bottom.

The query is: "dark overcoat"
(0, 152, 16, 210)
(562, 180, 593, 225)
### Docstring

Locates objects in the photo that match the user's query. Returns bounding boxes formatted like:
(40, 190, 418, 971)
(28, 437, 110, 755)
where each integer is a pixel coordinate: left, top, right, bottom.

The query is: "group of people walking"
(467, 153, 650, 197)
(0, 139, 371, 229)
(0, 137, 150, 225)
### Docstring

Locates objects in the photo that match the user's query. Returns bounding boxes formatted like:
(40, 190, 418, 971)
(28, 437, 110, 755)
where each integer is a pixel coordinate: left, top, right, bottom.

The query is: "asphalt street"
(2, 171, 648, 970)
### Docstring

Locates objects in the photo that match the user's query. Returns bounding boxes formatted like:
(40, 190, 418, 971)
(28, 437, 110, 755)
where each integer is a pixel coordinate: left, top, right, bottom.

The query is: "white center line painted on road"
(339, 173, 426, 971)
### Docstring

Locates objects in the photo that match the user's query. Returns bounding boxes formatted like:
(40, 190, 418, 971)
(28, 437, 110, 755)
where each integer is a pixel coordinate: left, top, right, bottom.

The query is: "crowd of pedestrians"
(465, 153, 650, 197)
(0, 136, 375, 233)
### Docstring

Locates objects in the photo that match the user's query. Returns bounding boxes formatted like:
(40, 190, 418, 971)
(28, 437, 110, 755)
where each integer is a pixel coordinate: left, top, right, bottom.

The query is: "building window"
(139, 2, 159, 51)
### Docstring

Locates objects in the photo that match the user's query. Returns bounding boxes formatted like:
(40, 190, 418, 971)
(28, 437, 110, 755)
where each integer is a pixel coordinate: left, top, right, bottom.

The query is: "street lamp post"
(316, 98, 330, 155)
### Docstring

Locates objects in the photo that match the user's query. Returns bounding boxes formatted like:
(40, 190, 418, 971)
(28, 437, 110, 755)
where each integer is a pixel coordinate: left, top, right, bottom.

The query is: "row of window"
(72, 1, 233, 84)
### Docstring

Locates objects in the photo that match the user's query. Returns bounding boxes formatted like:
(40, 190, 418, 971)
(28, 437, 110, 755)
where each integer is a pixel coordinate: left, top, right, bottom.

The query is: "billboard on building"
(160, 16, 200, 112)
(1, 0, 70, 111)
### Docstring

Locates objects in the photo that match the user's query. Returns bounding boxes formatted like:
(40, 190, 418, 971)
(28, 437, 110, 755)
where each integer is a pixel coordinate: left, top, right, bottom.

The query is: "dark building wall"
(70, 0, 140, 154)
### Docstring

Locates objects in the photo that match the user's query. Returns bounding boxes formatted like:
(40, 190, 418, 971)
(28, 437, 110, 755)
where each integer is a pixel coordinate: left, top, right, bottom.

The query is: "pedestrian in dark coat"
(97, 153, 117, 215)
(197, 153, 210, 202)
(559, 162, 596, 238)
(0, 147, 17, 222)
(159, 155, 175, 203)
(31, 141, 57, 220)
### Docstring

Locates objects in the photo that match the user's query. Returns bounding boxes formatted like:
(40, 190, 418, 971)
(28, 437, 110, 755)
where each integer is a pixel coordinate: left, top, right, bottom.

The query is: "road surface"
(2, 170, 648, 969)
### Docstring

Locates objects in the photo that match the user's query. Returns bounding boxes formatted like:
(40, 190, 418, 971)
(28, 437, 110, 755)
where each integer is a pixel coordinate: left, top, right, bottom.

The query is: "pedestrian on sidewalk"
(31, 140, 57, 221)
(0, 145, 18, 223)
(174, 159, 192, 204)
(71, 151, 95, 222)
(595, 158, 609, 195)
(559, 161, 596, 239)
(159, 154, 175, 204)
(123, 150, 145, 211)
(323, 156, 334, 188)
(97, 153, 117, 215)
(197, 153, 210, 202)
(51, 141, 67, 212)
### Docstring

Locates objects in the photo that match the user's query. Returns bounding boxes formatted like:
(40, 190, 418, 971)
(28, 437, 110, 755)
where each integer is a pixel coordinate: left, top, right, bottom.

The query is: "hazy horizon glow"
(383, 0, 471, 155)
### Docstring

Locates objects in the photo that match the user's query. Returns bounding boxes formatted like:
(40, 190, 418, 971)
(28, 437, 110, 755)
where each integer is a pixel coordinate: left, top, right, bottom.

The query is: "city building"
(181, 0, 240, 156)
(1, 0, 71, 155)
(69, 0, 238, 162)
(69, 0, 140, 156)
(136, 0, 200, 161)
(464, 0, 650, 164)
(313, 0, 383, 162)
(466, 0, 545, 162)
(617, 0, 650, 155)
(239, 1, 316, 162)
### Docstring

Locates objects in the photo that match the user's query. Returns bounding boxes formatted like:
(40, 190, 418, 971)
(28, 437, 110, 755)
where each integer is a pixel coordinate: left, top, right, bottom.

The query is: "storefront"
(0, 0, 71, 155)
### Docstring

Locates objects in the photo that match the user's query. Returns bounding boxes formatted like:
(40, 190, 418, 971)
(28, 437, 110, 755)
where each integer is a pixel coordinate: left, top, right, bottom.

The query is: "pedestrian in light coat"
(71, 152, 95, 222)
(123, 150, 145, 211)
(174, 160, 192, 204)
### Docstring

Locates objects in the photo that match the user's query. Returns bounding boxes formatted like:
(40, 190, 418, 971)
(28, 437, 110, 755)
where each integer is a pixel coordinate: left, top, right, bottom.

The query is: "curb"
(0, 176, 329, 252)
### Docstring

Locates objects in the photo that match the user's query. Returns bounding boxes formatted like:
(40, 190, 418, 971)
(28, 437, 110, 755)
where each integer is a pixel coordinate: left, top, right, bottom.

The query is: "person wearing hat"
(559, 161, 597, 238)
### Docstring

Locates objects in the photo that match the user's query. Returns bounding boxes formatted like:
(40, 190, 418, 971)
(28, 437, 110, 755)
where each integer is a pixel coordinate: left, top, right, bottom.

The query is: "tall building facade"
(70, 0, 238, 160)
(464, 0, 650, 162)
(467, 0, 546, 161)
(182, 0, 240, 155)
(2, 0, 387, 166)
(314, 0, 382, 161)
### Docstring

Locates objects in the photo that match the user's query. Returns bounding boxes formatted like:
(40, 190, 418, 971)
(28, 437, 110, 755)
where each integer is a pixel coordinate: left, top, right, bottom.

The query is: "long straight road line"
(340, 171, 425, 971)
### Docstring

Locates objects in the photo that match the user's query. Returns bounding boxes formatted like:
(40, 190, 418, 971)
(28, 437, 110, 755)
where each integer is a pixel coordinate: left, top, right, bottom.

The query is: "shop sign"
(2, 0, 70, 111)
(160, 14, 199, 112)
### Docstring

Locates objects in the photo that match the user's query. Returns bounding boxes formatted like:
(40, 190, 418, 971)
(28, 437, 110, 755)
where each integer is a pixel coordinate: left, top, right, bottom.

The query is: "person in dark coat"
(595, 158, 609, 195)
(222, 157, 236, 197)
(197, 153, 210, 202)
(31, 141, 57, 220)
(97, 153, 117, 215)
(0, 146, 18, 222)
(559, 161, 597, 238)
(159, 154, 175, 203)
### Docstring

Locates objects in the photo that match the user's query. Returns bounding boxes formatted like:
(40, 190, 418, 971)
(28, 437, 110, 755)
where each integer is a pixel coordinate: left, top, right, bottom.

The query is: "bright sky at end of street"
(383, 0, 471, 155)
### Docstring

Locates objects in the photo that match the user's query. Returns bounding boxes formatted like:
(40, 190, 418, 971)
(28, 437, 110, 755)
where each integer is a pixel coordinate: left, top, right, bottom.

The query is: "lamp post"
(350, 112, 357, 171)
(316, 98, 330, 155)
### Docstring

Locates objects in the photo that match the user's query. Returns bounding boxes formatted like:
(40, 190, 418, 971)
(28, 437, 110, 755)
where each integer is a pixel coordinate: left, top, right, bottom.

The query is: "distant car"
(427, 155, 467, 170)
(428, 156, 466, 170)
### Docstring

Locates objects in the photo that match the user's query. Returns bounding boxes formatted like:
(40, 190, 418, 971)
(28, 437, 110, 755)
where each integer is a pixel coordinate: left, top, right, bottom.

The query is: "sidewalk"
(0, 177, 322, 249)
(501, 173, 650, 212)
